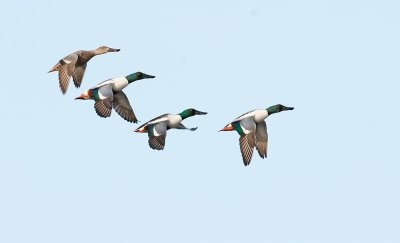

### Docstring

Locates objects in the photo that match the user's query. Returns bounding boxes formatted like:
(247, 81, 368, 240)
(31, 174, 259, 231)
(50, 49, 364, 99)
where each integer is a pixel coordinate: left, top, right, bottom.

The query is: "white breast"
(167, 114, 183, 128)
(111, 77, 129, 92)
(253, 109, 269, 122)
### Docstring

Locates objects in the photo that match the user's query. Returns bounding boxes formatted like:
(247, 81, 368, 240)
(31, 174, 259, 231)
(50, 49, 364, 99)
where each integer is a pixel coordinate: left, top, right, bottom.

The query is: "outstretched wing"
(255, 121, 268, 159)
(58, 53, 78, 94)
(93, 84, 113, 118)
(72, 63, 87, 88)
(112, 91, 138, 123)
(148, 121, 168, 150)
(239, 131, 256, 166)
(237, 117, 256, 166)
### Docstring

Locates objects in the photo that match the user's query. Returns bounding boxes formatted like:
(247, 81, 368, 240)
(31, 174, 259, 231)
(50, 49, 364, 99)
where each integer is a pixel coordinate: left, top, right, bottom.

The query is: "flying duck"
(135, 108, 207, 150)
(49, 46, 120, 94)
(75, 72, 155, 123)
(220, 104, 294, 166)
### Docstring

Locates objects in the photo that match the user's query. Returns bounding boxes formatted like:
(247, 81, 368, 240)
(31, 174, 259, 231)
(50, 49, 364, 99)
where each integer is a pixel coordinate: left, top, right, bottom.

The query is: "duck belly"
(254, 109, 268, 122)
(167, 115, 183, 128)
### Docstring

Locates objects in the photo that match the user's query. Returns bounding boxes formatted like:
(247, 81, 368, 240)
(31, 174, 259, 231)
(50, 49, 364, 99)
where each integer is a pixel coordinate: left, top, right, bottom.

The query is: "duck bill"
(142, 73, 156, 79)
(282, 106, 294, 111)
(195, 110, 207, 115)
(108, 48, 120, 52)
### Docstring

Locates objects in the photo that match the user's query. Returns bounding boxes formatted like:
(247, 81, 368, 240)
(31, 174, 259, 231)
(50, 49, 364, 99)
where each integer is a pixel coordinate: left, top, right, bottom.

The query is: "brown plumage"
(48, 46, 120, 94)
(239, 131, 256, 166)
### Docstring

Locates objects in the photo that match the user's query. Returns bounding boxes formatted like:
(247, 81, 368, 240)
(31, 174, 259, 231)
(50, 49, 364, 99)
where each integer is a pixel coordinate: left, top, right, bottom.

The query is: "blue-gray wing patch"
(93, 84, 113, 118)
(148, 122, 168, 150)
(239, 117, 256, 134)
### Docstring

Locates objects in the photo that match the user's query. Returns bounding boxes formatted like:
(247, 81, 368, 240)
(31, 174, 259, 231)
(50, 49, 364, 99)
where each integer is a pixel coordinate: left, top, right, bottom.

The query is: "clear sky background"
(1, 0, 399, 242)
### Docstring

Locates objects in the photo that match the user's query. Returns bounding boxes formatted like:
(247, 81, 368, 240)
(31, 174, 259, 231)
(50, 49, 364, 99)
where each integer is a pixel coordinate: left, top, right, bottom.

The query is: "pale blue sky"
(1, 0, 399, 242)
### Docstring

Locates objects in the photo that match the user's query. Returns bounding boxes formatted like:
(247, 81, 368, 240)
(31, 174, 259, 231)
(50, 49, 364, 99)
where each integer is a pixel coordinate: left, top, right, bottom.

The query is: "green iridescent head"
(266, 104, 294, 115)
(179, 108, 208, 119)
(126, 72, 156, 83)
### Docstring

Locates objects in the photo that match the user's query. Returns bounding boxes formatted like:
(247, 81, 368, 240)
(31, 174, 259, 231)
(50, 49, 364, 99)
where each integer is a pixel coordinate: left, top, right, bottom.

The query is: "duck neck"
(79, 51, 96, 62)
(93, 49, 107, 56)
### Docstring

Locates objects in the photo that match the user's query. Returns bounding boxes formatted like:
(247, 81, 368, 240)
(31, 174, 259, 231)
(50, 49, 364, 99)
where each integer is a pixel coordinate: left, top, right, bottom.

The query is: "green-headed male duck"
(75, 72, 155, 123)
(135, 108, 207, 150)
(49, 46, 120, 94)
(220, 104, 294, 166)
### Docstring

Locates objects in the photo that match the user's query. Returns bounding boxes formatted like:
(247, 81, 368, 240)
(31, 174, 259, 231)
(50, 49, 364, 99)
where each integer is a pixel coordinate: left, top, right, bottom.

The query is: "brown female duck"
(49, 46, 120, 94)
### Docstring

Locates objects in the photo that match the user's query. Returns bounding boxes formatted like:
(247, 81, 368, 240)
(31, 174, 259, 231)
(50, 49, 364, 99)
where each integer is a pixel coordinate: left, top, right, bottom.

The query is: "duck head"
(75, 90, 93, 100)
(95, 46, 121, 54)
(126, 72, 156, 83)
(267, 104, 294, 115)
(179, 108, 207, 119)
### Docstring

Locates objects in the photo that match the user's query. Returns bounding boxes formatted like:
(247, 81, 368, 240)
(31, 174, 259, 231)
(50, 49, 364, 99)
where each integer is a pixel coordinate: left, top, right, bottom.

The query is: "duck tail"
(48, 63, 62, 73)
(134, 126, 148, 133)
(219, 123, 235, 132)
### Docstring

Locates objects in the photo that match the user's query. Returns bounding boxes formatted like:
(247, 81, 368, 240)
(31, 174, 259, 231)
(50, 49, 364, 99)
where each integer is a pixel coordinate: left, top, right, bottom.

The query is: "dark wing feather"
(58, 53, 78, 94)
(112, 91, 138, 123)
(93, 84, 113, 118)
(94, 98, 112, 118)
(149, 134, 167, 150)
(148, 122, 168, 150)
(255, 121, 268, 159)
(72, 63, 87, 88)
(239, 131, 256, 166)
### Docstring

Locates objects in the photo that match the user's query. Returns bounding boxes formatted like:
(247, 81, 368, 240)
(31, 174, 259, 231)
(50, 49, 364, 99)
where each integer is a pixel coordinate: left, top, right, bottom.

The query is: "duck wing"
(148, 121, 168, 150)
(255, 121, 268, 159)
(93, 84, 113, 118)
(237, 117, 256, 166)
(135, 113, 169, 133)
(58, 53, 78, 94)
(239, 131, 256, 166)
(112, 91, 138, 123)
(72, 63, 87, 88)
